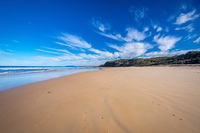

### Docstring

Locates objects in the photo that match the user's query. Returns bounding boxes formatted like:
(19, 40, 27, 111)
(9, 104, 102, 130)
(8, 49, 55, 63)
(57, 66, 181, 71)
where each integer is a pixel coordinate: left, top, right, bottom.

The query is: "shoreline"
(0, 67, 100, 91)
(2, 65, 199, 91)
(4, 69, 101, 91)
(0, 67, 200, 133)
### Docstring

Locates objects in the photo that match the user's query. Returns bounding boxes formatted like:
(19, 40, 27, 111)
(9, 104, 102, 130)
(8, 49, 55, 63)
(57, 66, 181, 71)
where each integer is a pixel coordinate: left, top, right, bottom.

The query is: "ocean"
(0, 66, 100, 90)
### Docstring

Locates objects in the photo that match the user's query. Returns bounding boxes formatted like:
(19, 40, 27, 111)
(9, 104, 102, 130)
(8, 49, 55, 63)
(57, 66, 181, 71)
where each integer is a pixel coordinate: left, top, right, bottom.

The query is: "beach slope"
(0, 67, 200, 133)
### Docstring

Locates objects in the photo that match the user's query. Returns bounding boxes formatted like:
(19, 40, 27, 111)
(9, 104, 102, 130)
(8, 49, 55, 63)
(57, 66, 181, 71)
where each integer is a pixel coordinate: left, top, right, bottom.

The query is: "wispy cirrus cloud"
(37, 32, 116, 64)
(36, 50, 97, 62)
(174, 10, 199, 25)
(89, 48, 115, 58)
(193, 37, 200, 44)
(97, 32, 123, 41)
(154, 35, 181, 51)
(36, 49, 114, 66)
(175, 24, 194, 32)
(185, 34, 197, 40)
(55, 41, 78, 49)
(57, 33, 115, 58)
(93, 21, 147, 42)
(44, 47, 71, 54)
(36, 49, 62, 55)
(98, 28, 147, 42)
(35, 55, 108, 66)
(92, 17, 148, 42)
(57, 33, 91, 49)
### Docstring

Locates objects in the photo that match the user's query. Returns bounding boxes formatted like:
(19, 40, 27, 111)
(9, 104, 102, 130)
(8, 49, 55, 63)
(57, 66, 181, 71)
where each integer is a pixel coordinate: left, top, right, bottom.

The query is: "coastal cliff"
(102, 51, 200, 67)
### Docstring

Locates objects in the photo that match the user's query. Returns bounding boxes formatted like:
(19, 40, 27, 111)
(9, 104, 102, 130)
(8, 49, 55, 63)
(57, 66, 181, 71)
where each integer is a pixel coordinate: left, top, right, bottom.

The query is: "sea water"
(0, 66, 99, 90)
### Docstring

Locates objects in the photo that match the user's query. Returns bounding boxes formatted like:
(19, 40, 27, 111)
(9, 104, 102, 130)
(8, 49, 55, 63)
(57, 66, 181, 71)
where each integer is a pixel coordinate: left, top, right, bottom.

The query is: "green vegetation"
(101, 51, 200, 67)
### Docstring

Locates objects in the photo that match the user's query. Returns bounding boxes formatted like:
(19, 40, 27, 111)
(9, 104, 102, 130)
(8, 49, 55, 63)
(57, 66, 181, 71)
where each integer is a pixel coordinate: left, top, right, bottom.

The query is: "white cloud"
(185, 34, 197, 40)
(36, 47, 107, 61)
(44, 47, 71, 54)
(55, 41, 78, 50)
(144, 27, 149, 32)
(175, 24, 194, 32)
(145, 51, 183, 57)
(92, 19, 110, 32)
(154, 35, 181, 51)
(145, 51, 169, 57)
(124, 28, 146, 41)
(97, 27, 146, 42)
(153, 25, 162, 32)
(92, 19, 147, 42)
(109, 42, 152, 58)
(174, 10, 199, 25)
(89, 48, 115, 58)
(97, 32, 123, 41)
(77, 53, 101, 59)
(156, 27, 162, 32)
(57, 33, 91, 49)
(153, 24, 158, 29)
(193, 37, 200, 43)
(36, 49, 62, 55)
(34, 48, 115, 66)
(99, 25, 106, 32)
(145, 49, 200, 57)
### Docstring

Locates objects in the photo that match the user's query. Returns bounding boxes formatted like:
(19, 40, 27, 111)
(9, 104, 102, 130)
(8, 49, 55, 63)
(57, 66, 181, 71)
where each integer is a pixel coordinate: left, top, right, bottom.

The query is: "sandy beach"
(0, 67, 200, 133)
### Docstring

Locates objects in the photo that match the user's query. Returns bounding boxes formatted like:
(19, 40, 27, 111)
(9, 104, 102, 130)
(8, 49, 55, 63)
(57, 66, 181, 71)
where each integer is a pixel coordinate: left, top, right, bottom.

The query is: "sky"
(0, 0, 200, 66)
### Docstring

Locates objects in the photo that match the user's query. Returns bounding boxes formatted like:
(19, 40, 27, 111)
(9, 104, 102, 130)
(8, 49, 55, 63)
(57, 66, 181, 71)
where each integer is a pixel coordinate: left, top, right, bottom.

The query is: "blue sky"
(0, 0, 200, 66)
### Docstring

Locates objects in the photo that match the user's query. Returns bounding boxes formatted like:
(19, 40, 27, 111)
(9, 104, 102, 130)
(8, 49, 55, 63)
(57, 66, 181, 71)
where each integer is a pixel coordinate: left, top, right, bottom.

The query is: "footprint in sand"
(98, 114, 104, 120)
(171, 114, 183, 120)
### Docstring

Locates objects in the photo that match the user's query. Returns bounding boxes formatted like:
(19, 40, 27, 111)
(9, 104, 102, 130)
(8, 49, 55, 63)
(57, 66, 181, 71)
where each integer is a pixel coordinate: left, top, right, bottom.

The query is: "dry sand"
(0, 67, 200, 133)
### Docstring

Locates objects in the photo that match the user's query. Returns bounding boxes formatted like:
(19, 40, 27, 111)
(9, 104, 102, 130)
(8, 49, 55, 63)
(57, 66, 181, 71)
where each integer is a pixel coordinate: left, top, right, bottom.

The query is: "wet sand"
(0, 67, 200, 133)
